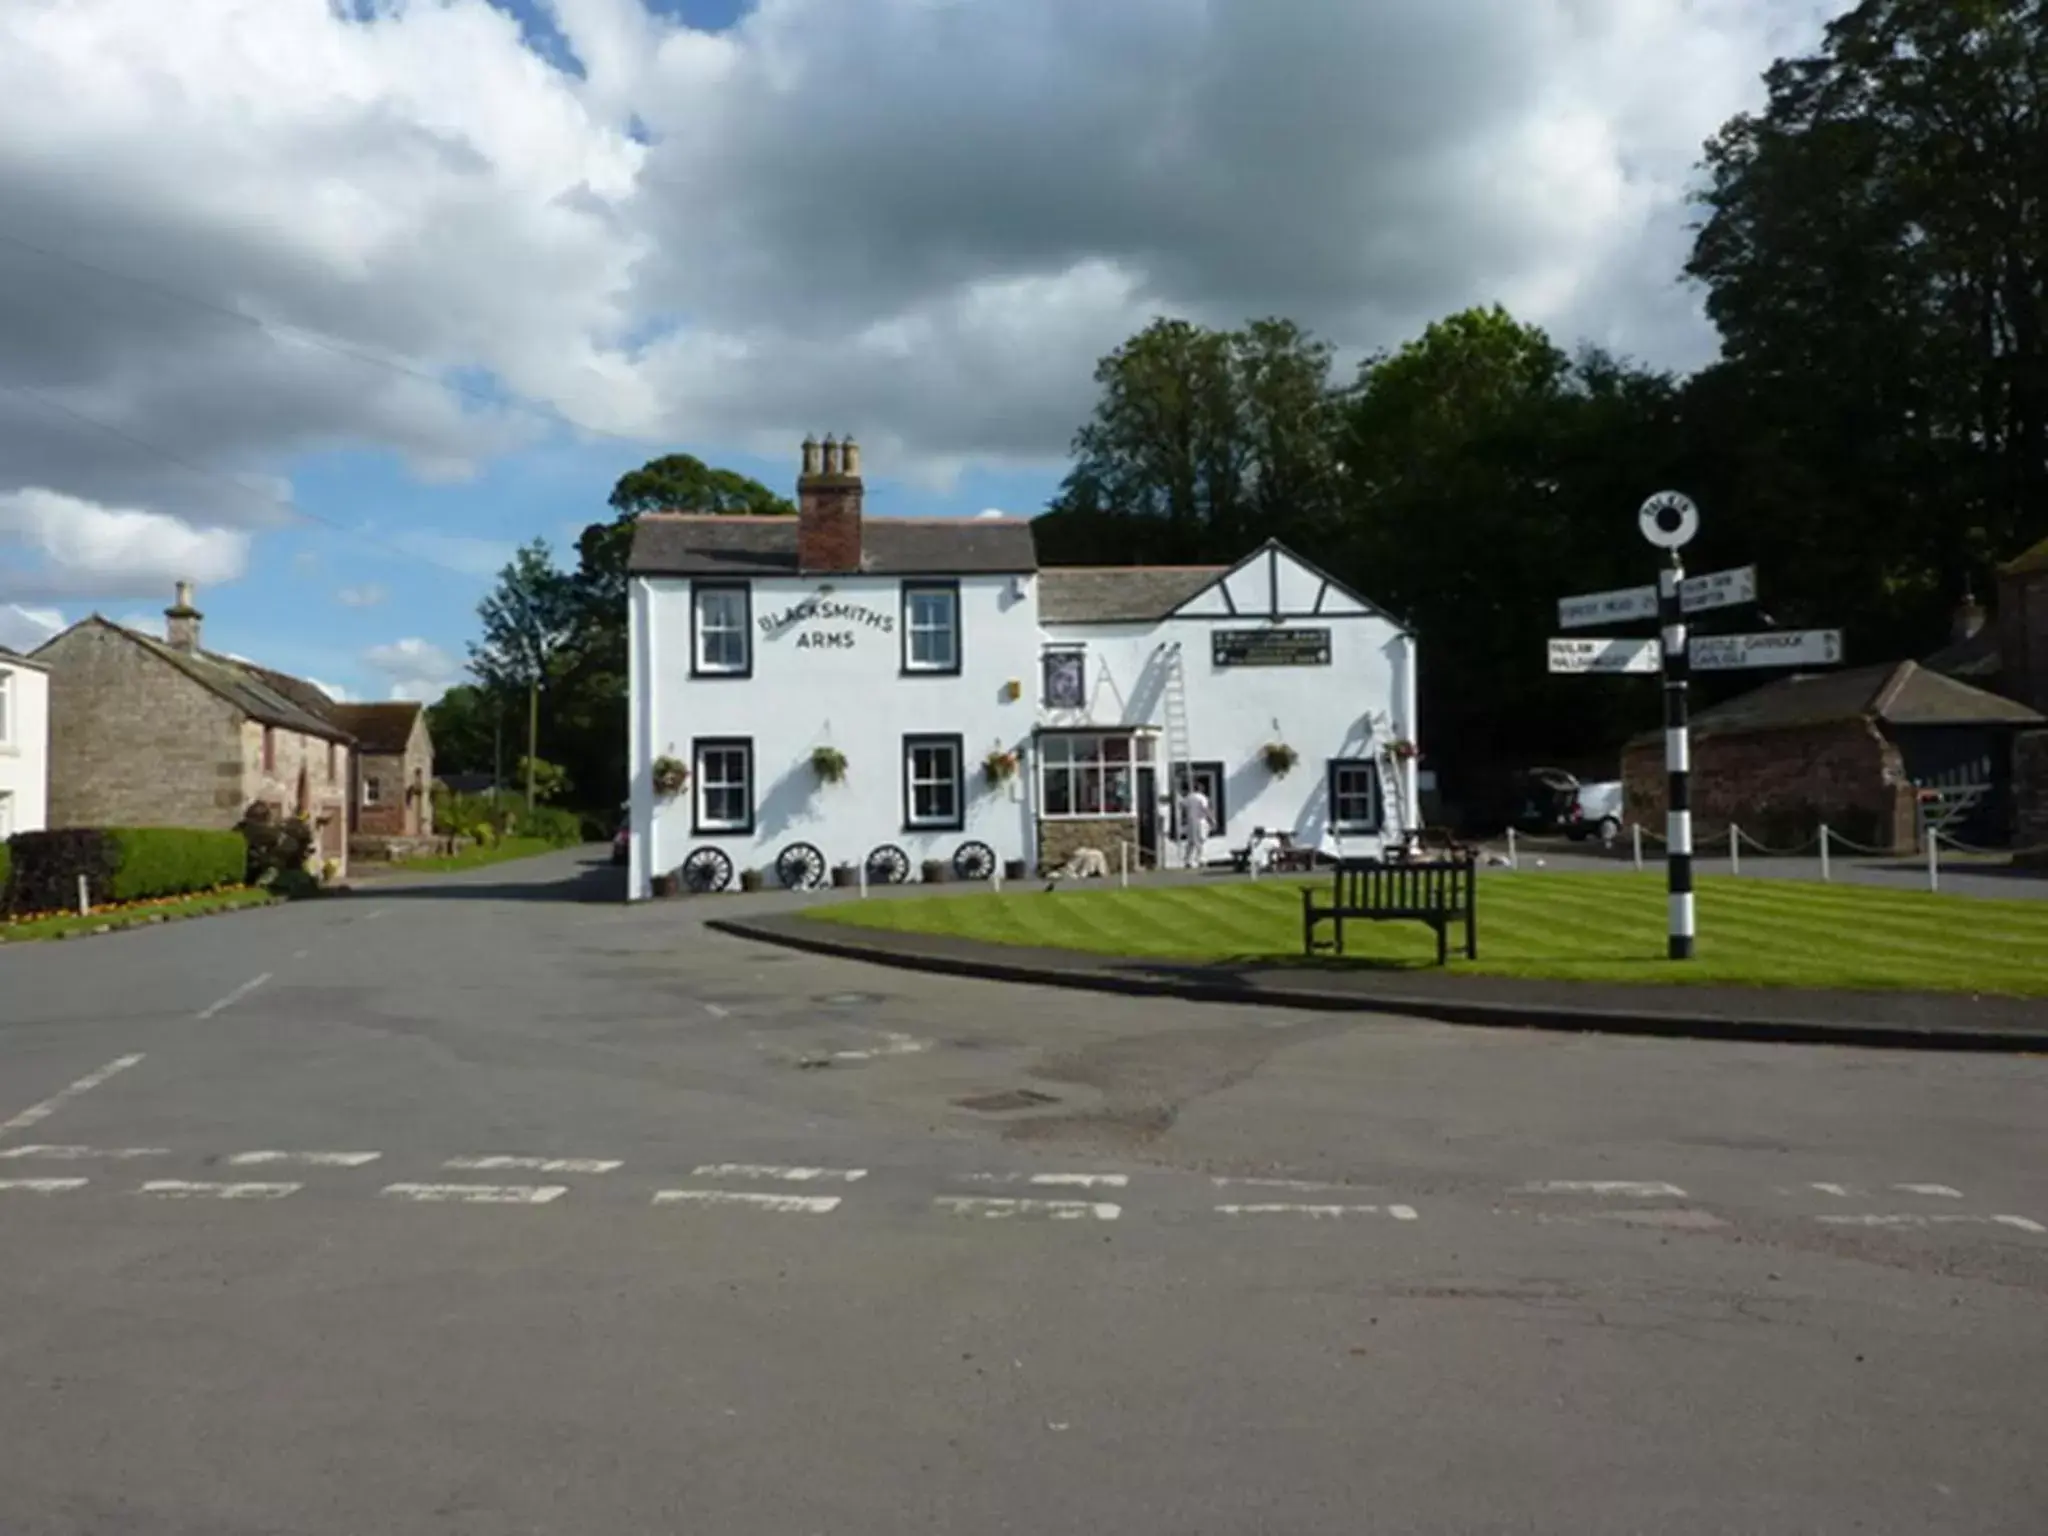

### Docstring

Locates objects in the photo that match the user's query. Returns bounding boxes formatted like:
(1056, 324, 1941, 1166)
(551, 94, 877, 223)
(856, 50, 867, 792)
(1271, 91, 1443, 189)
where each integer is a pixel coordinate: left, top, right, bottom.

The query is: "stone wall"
(351, 715, 435, 837)
(39, 624, 244, 828)
(1621, 718, 1918, 854)
(241, 720, 350, 867)
(1036, 815, 1138, 874)
(2014, 730, 2048, 867)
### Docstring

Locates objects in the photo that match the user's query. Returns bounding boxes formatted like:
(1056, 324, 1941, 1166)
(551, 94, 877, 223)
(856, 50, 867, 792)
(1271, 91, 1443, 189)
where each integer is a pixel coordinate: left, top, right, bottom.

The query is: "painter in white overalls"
(1178, 781, 1213, 870)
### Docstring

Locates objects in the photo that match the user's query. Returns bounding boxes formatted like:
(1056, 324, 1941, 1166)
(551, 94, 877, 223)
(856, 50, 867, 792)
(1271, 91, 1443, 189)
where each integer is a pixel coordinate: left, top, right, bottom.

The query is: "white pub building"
(626, 437, 1419, 898)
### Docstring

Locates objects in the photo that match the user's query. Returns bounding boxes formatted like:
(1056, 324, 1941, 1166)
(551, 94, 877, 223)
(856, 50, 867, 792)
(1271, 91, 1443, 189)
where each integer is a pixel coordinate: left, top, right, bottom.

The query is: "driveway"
(2, 848, 2044, 1533)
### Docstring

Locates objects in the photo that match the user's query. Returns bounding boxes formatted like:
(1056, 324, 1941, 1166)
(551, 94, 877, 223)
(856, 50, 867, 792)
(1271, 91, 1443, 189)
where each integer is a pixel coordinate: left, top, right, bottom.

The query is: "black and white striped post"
(1640, 492, 1700, 960)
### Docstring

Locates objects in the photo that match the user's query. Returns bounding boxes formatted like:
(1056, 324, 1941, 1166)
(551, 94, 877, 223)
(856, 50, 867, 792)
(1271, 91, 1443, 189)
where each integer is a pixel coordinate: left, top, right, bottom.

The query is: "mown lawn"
(0, 886, 278, 943)
(387, 837, 567, 874)
(808, 872, 2048, 996)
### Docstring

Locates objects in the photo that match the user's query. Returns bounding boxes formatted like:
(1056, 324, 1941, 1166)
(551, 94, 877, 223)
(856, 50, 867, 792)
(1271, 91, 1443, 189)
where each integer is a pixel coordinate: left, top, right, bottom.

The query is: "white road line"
(139, 1180, 300, 1201)
(1818, 1214, 2047, 1234)
(1809, 1183, 1855, 1197)
(654, 1190, 842, 1214)
(702, 1002, 731, 1018)
(380, 1183, 567, 1205)
(1216, 1203, 1418, 1220)
(832, 1031, 930, 1061)
(197, 973, 272, 1019)
(934, 1196, 1120, 1221)
(0, 1053, 146, 1135)
(964, 1172, 1130, 1189)
(228, 1151, 383, 1169)
(0, 1144, 168, 1161)
(1211, 1176, 1340, 1191)
(0, 1178, 90, 1194)
(443, 1155, 623, 1175)
(1518, 1180, 1687, 1198)
(690, 1164, 866, 1183)
(1894, 1183, 1964, 1198)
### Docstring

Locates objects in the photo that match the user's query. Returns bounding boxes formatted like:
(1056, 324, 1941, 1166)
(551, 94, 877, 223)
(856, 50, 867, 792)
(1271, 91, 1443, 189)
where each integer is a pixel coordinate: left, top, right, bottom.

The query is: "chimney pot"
(165, 580, 203, 653)
(797, 433, 864, 573)
(801, 434, 821, 476)
(820, 434, 841, 475)
(842, 436, 861, 476)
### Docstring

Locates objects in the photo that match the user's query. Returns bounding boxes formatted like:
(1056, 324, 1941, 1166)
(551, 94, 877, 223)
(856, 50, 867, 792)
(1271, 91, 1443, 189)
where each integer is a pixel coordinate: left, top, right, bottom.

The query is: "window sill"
(689, 668, 753, 680)
(1040, 812, 1138, 822)
(691, 825, 754, 837)
(903, 821, 966, 835)
(899, 667, 963, 679)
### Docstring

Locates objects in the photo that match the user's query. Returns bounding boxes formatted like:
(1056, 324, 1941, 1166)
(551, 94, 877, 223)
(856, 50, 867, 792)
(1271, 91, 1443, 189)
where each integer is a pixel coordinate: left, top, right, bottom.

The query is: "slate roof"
(1683, 660, 2042, 739)
(2001, 535, 2048, 579)
(629, 514, 1038, 577)
(0, 644, 49, 671)
(330, 702, 423, 755)
(88, 620, 351, 741)
(1037, 566, 1227, 623)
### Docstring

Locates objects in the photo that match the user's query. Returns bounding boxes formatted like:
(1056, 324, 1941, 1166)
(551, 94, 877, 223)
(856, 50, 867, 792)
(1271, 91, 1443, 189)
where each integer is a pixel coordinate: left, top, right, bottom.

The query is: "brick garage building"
(330, 702, 434, 844)
(33, 585, 355, 872)
(1621, 660, 2042, 854)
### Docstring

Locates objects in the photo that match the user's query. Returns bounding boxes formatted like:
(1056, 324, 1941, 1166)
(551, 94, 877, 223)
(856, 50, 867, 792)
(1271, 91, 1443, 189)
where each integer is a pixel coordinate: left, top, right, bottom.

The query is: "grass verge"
(0, 886, 278, 943)
(386, 837, 569, 874)
(808, 871, 2048, 996)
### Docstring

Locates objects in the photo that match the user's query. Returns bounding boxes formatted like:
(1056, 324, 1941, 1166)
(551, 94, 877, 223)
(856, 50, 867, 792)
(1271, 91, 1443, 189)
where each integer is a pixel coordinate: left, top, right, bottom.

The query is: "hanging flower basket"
(651, 755, 690, 798)
(811, 746, 848, 785)
(982, 748, 1019, 787)
(1261, 741, 1299, 777)
(1386, 738, 1419, 762)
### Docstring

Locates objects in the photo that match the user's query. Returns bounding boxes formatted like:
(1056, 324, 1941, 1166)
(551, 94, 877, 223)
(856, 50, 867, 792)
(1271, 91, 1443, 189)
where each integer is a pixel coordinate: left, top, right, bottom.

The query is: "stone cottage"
(1621, 659, 2042, 854)
(330, 701, 435, 851)
(33, 583, 354, 873)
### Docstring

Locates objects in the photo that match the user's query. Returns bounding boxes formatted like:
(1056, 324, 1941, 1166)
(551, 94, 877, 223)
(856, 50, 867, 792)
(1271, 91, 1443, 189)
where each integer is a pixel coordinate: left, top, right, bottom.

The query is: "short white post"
(76, 873, 89, 916)
(1631, 822, 1644, 872)
(1819, 824, 1831, 883)
(1119, 841, 1129, 888)
(1927, 830, 1939, 893)
(1506, 827, 1518, 868)
(991, 861, 1002, 894)
(858, 860, 868, 901)
(1730, 822, 1741, 877)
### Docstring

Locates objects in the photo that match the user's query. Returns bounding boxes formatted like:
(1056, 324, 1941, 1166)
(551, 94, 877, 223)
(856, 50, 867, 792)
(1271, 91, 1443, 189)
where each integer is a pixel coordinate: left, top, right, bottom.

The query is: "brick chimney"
(797, 433, 864, 573)
(165, 580, 203, 653)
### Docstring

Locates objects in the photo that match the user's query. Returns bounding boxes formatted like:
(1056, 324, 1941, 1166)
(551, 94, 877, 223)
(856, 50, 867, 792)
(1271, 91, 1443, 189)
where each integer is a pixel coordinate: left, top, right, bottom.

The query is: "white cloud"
(363, 636, 460, 703)
(307, 677, 350, 702)
(0, 602, 63, 653)
(335, 583, 389, 608)
(0, 487, 248, 602)
(0, 0, 1854, 510)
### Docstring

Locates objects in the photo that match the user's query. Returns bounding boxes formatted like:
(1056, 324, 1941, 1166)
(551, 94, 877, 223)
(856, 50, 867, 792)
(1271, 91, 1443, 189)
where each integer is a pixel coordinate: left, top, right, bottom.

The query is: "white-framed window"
(903, 735, 964, 831)
(0, 667, 13, 747)
(1328, 758, 1382, 834)
(902, 583, 960, 673)
(363, 774, 383, 807)
(1039, 733, 1152, 818)
(692, 584, 751, 676)
(694, 739, 753, 832)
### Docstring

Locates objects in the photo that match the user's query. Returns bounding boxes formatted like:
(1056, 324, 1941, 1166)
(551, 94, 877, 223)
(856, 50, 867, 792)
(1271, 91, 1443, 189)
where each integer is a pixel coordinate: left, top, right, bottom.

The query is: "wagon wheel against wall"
(776, 842, 827, 890)
(681, 846, 734, 893)
(952, 840, 997, 882)
(865, 844, 911, 885)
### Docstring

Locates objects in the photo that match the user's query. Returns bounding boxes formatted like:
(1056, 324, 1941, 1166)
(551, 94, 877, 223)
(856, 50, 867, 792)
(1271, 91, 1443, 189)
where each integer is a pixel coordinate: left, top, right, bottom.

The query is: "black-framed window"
(903, 734, 965, 831)
(1042, 648, 1085, 708)
(901, 582, 961, 674)
(693, 737, 754, 833)
(1328, 758, 1382, 835)
(691, 582, 752, 677)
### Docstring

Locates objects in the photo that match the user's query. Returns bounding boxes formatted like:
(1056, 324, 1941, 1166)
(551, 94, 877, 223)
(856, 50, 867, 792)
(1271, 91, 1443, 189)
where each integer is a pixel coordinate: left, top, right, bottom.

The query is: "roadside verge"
(706, 912, 2048, 1054)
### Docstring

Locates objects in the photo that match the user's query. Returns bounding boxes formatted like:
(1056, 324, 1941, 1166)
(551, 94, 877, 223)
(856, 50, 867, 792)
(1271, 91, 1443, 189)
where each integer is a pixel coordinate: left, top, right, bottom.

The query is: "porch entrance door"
(1136, 766, 1159, 868)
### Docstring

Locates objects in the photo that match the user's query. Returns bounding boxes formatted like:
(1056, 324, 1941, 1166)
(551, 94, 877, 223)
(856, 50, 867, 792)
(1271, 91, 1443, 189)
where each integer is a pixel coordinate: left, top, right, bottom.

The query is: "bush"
(106, 828, 245, 902)
(431, 789, 586, 848)
(0, 843, 10, 905)
(3, 829, 115, 916)
(237, 803, 315, 886)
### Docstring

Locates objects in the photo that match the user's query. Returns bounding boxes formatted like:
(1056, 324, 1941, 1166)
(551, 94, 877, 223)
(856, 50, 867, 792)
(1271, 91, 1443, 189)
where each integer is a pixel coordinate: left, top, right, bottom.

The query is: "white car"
(1566, 781, 1624, 843)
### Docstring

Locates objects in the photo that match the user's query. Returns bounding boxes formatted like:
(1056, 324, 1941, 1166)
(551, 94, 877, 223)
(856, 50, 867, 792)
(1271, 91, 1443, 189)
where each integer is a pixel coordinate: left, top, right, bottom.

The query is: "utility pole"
(526, 675, 539, 812)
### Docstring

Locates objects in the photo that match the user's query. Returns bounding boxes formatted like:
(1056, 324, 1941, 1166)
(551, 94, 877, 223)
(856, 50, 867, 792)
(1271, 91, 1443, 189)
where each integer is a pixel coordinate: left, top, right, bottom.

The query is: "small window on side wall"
(692, 584, 752, 676)
(903, 735, 964, 831)
(902, 583, 960, 674)
(1327, 758, 1381, 835)
(694, 738, 754, 833)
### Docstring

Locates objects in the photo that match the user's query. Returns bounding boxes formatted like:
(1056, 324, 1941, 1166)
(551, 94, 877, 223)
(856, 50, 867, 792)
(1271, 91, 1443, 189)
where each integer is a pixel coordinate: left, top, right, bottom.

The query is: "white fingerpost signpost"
(1548, 492, 1844, 962)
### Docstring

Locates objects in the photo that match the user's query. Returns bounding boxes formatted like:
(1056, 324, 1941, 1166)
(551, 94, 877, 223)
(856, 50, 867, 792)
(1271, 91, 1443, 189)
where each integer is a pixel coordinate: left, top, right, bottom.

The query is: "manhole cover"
(953, 1088, 1060, 1114)
(814, 992, 886, 1007)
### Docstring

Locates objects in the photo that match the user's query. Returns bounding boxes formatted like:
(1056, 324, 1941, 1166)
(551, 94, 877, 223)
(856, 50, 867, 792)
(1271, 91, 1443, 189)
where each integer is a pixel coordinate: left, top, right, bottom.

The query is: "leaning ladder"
(1372, 711, 1409, 852)
(1160, 641, 1196, 868)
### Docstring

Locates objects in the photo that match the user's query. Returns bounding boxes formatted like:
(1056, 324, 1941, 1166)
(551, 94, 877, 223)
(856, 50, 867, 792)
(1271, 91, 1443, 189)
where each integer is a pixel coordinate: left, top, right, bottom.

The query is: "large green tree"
(606, 453, 796, 519)
(1688, 0, 2048, 632)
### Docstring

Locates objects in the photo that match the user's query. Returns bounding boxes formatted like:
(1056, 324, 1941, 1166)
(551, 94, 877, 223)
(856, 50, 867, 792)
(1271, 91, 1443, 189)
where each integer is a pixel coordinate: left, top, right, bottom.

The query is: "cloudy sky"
(0, 0, 1848, 701)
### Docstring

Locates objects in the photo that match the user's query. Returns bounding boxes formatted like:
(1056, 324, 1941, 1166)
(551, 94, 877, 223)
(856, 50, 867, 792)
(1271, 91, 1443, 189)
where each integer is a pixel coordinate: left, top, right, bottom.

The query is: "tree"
(1688, 0, 2048, 636)
(424, 684, 506, 779)
(468, 539, 578, 808)
(606, 453, 795, 518)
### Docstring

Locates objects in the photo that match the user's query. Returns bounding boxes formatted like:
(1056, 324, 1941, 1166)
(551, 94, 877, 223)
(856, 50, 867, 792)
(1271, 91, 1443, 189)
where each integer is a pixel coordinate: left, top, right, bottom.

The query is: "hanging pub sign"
(1042, 648, 1086, 707)
(1211, 627, 1332, 667)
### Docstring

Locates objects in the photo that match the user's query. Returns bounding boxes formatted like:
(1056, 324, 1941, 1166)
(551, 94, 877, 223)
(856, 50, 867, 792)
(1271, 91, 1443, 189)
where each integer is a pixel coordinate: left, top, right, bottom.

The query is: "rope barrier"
(1931, 829, 2048, 860)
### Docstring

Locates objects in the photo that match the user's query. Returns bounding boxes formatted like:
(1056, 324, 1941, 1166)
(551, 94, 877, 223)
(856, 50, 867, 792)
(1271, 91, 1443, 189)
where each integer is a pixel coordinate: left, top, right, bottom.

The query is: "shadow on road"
(354, 852, 628, 905)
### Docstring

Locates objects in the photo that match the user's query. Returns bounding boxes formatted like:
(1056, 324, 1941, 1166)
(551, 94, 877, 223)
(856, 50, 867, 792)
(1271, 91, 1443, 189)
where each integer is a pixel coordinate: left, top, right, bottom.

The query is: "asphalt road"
(2, 848, 2044, 1534)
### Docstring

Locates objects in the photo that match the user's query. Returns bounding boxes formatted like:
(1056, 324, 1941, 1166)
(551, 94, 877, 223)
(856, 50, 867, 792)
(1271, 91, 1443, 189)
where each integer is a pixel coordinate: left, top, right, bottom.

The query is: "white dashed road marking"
(934, 1197, 1121, 1221)
(1895, 1183, 1964, 1199)
(702, 1002, 731, 1018)
(139, 1180, 300, 1201)
(691, 1164, 867, 1183)
(1215, 1203, 1419, 1220)
(1519, 1180, 1687, 1198)
(0, 1053, 146, 1135)
(1820, 1214, 2045, 1234)
(380, 1183, 567, 1205)
(1211, 1177, 1340, 1191)
(654, 1190, 842, 1214)
(0, 1144, 168, 1161)
(0, 1178, 90, 1195)
(965, 1172, 1129, 1189)
(832, 1031, 930, 1061)
(197, 973, 272, 1020)
(443, 1156, 622, 1175)
(228, 1151, 383, 1168)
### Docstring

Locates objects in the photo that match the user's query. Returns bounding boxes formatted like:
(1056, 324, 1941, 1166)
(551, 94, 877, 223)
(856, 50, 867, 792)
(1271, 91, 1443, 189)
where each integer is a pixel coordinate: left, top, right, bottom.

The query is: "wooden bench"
(1301, 853, 1478, 964)
(1231, 829, 1320, 874)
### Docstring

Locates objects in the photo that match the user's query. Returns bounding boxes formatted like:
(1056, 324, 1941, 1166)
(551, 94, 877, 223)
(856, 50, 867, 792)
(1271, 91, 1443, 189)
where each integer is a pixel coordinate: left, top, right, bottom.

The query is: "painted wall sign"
(758, 595, 895, 641)
(1212, 627, 1332, 667)
(1547, 636, 1662, 675)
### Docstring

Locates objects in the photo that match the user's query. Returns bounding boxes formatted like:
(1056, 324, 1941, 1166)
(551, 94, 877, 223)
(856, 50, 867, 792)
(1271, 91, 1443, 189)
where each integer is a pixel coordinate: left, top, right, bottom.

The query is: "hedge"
(0, 843, 9, 901)
(3, 827, 246, 916)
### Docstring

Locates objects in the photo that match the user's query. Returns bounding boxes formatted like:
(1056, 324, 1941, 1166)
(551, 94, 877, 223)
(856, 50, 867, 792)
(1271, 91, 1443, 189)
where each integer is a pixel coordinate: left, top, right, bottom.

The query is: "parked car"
(1566, 781, 1624, 843)
(1508, 767, 1582, 834)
